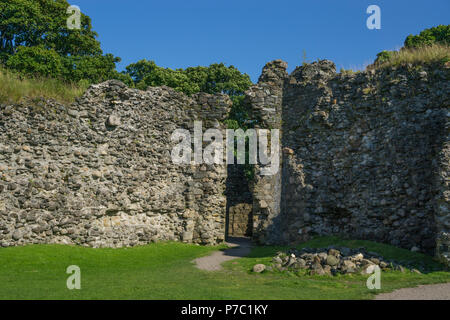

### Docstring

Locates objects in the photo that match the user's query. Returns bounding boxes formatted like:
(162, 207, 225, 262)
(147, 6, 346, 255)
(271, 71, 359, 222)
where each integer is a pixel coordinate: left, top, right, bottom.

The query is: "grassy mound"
(0, 237, 448, 300)
(371, 44, 450, 70)
(0, 66, 88, 104)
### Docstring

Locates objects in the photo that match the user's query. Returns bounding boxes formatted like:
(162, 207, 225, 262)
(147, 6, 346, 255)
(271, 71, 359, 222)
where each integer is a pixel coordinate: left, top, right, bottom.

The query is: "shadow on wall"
(275, 59, 449, 255)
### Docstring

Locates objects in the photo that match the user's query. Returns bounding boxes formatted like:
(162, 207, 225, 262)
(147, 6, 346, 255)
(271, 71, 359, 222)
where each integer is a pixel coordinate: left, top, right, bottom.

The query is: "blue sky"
(72, 0, 449, 82)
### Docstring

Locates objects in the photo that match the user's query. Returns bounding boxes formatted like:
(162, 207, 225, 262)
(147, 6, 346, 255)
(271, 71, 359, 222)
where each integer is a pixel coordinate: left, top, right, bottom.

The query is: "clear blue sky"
(72, 0, 449, 82)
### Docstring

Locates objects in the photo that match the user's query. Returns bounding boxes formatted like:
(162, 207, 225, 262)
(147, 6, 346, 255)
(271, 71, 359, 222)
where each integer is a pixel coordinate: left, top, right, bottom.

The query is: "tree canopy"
(0, 0, 252, 103)
(0, 0, 101, 58)
(125, 59, 252, 96)
(0, 0, 124, 84)
(404, 25, 450, 48)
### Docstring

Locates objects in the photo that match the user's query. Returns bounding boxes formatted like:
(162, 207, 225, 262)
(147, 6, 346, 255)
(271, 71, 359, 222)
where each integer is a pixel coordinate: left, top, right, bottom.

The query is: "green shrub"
(6, 46, 128, 86)
(125, 60, 252, 97)
(375, 50, 395, 64)
(1, 0, 121, 86)
(404, 25, 450, 48)
(63, 54, 125, 84)
(6, 46, 64, 78)
(0, 0, 102, 62)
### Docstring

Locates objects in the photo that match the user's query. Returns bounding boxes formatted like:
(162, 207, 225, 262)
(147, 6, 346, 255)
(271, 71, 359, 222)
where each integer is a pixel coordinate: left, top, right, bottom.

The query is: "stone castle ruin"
(0, 59, 449, 264)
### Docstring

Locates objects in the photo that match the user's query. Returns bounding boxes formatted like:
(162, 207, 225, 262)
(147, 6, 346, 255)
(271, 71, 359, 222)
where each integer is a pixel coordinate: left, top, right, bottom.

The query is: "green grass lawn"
(0, 237, 449, 300)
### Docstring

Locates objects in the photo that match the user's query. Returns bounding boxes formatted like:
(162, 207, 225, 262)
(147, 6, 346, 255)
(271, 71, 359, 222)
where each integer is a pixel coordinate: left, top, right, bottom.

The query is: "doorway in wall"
(225, 165, 253, 240)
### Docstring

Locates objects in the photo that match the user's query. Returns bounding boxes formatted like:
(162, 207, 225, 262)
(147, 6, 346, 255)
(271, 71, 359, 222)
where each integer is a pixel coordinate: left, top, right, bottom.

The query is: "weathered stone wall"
(0, 80, 231, 247)
(228, 203, 253, 237)
(249, 60, 450, 255)
(246, 60, 286, 244)
(1, 59, 448, 257)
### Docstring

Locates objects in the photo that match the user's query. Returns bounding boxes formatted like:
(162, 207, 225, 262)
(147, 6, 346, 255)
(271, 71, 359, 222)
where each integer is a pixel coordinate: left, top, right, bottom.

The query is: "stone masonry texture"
(0, 81, 231, 247)
(0, 60, 449, 263)
(250, 59, 449, 259)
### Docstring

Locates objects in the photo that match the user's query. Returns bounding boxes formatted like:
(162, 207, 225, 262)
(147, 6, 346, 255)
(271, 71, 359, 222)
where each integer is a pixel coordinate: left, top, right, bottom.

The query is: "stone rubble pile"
(253, 246, 426, 276)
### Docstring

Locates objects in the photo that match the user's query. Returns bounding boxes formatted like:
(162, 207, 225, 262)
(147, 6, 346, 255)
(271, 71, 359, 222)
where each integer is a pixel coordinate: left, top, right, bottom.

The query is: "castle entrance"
(225, 165, 253, 239)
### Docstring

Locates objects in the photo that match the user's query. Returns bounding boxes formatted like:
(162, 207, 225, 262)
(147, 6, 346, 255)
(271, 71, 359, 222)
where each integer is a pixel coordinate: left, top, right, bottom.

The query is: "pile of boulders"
(252, 246, 422, 276)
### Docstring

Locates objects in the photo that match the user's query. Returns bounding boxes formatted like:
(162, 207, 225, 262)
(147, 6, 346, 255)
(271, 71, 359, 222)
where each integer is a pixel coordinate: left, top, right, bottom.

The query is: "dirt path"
(375, 282, 450, 300)
(193, 237, 252, 271)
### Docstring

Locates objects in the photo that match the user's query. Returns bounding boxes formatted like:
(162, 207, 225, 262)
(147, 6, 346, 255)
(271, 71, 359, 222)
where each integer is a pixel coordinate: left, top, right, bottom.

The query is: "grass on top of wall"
(371, 44, 450, 70)
(0, 66, 88, 104)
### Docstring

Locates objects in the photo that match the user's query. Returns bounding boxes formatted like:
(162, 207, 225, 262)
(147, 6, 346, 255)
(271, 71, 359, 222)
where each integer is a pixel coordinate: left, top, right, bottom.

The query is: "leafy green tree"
(124, 59, 158, 84)
(0, 0, 101, 61)
(63, 54, 128, 85)
(125, 60, 252, 97)
(1, 0, 121, 84)
(141, 65, 199, 94)
(6, 45, 64, 77)
(404, 25, 450, 48)
(126, 59, 198, 94)
(185, 63, 252, 96)
(125, 60, 253, 141)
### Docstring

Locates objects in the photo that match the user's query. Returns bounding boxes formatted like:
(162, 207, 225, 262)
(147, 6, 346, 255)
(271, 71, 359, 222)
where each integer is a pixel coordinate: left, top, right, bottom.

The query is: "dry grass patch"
(371, 44, 450, 70)
(0, 66, 88, 104)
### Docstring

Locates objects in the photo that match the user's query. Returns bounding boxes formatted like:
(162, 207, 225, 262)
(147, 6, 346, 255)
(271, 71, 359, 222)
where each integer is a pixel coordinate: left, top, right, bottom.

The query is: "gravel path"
(375, 282, 450, 300)
(193, 237, 252, 271)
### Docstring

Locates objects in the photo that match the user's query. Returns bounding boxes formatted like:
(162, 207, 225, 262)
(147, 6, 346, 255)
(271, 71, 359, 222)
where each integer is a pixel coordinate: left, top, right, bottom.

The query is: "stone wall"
(0, 80, 231, 247)
(246, 60, 286, 244)
(228, 203, 253, 237)
(249, 59, 450, 255)
(1, 58, 449, 258)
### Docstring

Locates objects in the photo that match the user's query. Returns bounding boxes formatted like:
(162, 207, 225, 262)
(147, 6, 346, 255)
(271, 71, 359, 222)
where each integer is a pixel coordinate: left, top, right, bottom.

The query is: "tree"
(404, 25, 450, 48)
(125, 60, 252, 97)
(63, 54, 129, 85)
(0, 0, 101, 61)
(185, 63, 252, 96)
(125, 59, 253, 144)
(125, 59, 158, 84)
(6, 45, 63, 77)
(125, 60, 197, 94)
(125, 59, 196, 93)
(0, 0, 120, 84)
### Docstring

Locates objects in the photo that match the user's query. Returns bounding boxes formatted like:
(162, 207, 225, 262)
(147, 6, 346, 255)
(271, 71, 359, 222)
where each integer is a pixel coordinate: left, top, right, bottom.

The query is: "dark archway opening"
(225, 165, 253, 241)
